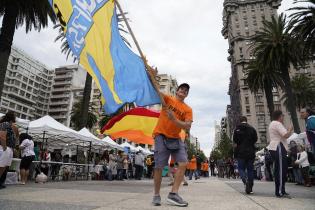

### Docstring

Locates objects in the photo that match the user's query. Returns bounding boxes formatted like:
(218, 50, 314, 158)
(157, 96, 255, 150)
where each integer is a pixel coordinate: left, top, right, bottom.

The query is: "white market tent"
(27, 115, 96, 149)
(120, 142, 139, 152)
(78, 128, 114, 150)
(136, 146, 153, 156)
(101, 136, 124, 150)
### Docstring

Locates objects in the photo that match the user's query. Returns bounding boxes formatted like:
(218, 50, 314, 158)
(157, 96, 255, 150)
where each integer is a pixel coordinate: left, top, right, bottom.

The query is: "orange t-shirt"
(186, 161, 192, 170)
(153, 95, 193, 138)
(202, 163, 208, 171)
(190, 158, 197, 170)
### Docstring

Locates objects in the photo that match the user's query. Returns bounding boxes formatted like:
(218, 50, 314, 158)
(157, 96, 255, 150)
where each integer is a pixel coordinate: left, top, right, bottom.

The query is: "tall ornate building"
(222, 0, 287, 146)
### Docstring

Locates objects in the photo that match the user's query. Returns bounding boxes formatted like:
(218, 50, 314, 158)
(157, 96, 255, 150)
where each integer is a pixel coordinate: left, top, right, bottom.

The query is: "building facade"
(222, 0, 312, 147)
(49, 65, 87, 126)
(0, 46, 54, 120)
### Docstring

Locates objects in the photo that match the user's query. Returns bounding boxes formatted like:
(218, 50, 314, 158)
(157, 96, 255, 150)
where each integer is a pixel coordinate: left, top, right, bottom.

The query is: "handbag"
(162, 135, 180, 152)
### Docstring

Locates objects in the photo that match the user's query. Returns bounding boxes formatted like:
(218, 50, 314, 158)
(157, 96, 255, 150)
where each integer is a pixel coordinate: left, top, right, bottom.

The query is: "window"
(275, 104, 281, 110)
(273, 95, 279, 102)
(245, 96, 249, 104)
(246, 106, 251, 114)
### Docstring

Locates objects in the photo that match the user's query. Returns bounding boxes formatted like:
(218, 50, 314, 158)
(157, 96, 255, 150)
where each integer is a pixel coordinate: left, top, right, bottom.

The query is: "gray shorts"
(154, 134, 188, 169)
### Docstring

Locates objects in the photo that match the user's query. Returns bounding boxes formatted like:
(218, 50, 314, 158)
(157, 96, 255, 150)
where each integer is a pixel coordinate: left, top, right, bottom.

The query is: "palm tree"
(0, 0, 56, 100)
(289, 0, 315, 55)
(245, 60, 283, 119)
(71, 98, 98, 130)
(282, 74, 315, 110)
(251, 14, 305, 133)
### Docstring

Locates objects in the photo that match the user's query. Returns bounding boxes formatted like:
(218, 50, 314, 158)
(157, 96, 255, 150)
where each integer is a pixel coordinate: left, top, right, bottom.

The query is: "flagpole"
(114, 0, 165, 106)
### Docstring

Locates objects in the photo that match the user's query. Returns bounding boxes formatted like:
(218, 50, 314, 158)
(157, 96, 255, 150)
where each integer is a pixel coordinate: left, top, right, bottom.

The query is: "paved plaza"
(0, 177, 314, 210)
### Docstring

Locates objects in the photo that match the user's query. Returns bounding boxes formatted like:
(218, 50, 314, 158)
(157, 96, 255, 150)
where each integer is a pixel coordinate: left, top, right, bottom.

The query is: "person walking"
(300, 107, 315, 159)
(134, 151, 144, 180)
(209, 158, 215, 176)
(0, 111, 19, 188)
(188, 155, 198, 180)
(19, 133, 35, 185)
(268, 110, 293, 198)
(151, 82, 193, 207)
(233, 116, 257, 194)
(295, 145, 311, 187)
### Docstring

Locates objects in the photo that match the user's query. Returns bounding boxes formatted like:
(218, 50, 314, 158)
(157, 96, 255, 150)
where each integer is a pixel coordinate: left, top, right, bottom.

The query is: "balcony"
(50, 100, 69, 106)
(52, 87, 71, 92)
(53, 80, 72, 86)
(55, 73, 72, 79)
(50, 94, 70, 99)
(49, 107, 68, 113)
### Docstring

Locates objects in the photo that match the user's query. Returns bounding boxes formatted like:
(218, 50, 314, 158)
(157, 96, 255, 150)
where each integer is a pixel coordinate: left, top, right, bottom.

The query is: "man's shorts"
(0, 146, 13, 167)
(154, 135, 188, 169)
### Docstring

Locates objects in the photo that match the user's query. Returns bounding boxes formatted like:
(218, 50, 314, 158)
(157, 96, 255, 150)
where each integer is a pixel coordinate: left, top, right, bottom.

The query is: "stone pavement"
(0, 177, 314, 210)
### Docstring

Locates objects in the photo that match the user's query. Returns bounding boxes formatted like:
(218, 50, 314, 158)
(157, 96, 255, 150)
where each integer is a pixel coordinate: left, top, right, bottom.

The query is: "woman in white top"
(19, 133, 35, 185)
(295, 145, 311, 187)
(268, 110, 293, 197)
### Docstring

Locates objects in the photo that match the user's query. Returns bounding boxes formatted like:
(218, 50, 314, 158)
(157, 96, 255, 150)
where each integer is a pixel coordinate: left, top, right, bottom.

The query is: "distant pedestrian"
(300, 107, 315, 159)
(209, 158, 216, 176)
(188, 155, 198, 180)
(295, 145, 311, 187)
(233, 116, 257, 194)
(268, 110, 293, 198)
(134, 151, 144, 180)
(19, 133, 35, 185)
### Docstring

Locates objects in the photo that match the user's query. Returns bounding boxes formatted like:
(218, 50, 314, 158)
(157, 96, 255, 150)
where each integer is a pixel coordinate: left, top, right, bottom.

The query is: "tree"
(0, 0, 56, 100)
(251, 14, 305, 133)
(217, 132, 233, 159)
(282, 74, 315, 110)
(71, 98, 97, 130)
(289, 0, 315, 55)
(210, 149, 221, 161)
(245, 60, 283, 119)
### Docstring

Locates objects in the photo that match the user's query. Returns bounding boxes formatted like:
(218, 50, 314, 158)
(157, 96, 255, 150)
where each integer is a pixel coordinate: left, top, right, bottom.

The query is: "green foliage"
(282, 74, 315, 109)
(210, 149, 221, 161)
(250, 13, 304, 133)
(210, 132, 233, 161)
(71, 98, 98, 130)
(289, 0, 315, 55)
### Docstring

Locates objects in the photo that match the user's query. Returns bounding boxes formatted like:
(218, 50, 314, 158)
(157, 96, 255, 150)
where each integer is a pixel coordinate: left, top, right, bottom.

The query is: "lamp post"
(195, 138, 198, 151)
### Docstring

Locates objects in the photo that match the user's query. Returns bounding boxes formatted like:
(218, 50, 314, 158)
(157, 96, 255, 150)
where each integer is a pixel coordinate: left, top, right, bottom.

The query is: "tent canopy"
(101, 136, 124, 150)
(28, 116, 102, 149)
(120, 142, 139, 152)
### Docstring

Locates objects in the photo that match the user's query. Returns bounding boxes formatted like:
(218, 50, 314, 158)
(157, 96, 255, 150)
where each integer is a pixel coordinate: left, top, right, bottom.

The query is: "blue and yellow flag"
(48, 0, 160, 114)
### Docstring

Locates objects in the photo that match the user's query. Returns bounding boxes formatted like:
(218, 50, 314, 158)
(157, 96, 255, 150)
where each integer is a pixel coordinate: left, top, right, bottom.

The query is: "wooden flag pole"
(114, 0, 165, 106)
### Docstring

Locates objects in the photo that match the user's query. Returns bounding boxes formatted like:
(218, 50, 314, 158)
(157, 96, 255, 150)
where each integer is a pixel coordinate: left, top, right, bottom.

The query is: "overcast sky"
(10, 0, 294, 156)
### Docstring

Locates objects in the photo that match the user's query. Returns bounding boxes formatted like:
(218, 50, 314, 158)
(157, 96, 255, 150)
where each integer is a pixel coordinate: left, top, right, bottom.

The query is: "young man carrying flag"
(149, 68, 193, 206)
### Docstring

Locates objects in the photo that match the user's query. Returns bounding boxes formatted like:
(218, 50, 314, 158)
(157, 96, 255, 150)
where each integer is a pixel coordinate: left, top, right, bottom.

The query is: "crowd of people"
(0, 80, 314, 207)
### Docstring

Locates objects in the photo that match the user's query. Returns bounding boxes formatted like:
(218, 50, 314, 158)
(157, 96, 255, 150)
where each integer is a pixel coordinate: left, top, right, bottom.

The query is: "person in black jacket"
(233, 116, 257, 194)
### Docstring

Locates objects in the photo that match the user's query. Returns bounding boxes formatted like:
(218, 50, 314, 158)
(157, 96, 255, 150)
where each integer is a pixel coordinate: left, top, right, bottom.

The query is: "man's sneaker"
(167, 193, 188, 207)
(183, 181, 188, 186)
(152, 195, 161, 206)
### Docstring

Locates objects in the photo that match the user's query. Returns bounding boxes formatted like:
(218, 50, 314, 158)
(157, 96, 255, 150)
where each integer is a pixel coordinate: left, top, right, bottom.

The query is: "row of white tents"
(0, 114, 152, 155)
